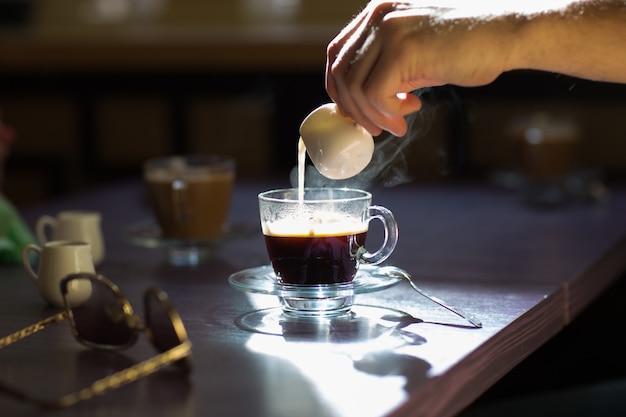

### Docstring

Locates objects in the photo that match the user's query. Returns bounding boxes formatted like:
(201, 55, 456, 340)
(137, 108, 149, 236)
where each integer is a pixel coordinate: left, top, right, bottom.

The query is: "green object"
(0, 193, 35, 264)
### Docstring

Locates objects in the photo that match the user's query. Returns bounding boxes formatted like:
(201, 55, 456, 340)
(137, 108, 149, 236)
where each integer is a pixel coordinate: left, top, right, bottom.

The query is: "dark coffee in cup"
(264, 230, 367, 285)
(259, 188, 398, 290)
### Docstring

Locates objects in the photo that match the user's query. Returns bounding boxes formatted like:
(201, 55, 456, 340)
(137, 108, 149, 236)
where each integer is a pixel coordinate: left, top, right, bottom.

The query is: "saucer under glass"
(235, 305, 426, 346)
(125, 219, 257, 266)
(229, 264, 403, 317)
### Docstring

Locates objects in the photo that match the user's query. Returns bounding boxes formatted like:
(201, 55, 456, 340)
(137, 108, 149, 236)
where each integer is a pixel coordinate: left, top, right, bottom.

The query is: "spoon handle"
(381, 266, 483, 328)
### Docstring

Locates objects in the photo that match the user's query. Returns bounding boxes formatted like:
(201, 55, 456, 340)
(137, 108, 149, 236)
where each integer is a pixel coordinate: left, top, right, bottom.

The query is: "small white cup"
(36, 211, 105, 265)
(22, 240, 94, 307)
(300, 103, 374, 180)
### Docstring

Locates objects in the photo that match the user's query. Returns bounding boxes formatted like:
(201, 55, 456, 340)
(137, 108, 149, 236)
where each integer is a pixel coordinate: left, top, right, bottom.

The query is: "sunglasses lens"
(68, 277, 134, 348)
(144, 291, 186, 353)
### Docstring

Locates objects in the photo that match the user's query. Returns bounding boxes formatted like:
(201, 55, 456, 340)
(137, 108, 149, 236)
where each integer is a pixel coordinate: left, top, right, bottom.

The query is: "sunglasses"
(0, 273, 192, 409)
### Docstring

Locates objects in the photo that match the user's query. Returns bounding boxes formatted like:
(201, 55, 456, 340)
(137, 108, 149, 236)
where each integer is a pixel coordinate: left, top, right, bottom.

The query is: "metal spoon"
(377, 266, 483, 328)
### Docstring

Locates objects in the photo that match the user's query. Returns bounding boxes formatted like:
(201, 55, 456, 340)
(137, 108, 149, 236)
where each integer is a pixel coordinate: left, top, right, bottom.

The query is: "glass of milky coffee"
(143, 155, 235, 265)
(259, 187, 398, 315)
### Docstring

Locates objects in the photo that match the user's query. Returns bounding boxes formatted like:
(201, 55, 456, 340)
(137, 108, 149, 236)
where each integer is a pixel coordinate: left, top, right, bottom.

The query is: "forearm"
(508, 0, 626, 82)
(325, 0, 626, 136)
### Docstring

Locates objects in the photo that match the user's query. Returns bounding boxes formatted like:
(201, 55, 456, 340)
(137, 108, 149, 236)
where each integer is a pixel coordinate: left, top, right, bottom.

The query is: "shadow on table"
(235, 303, 433, 394)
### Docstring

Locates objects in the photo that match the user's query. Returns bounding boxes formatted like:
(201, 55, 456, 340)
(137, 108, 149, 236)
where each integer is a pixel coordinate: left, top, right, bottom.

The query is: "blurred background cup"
(22, 240, 94, 307)
(36, 210, 105, 265)
(143, 154, 235, 265)
(509, 113, 581, 206)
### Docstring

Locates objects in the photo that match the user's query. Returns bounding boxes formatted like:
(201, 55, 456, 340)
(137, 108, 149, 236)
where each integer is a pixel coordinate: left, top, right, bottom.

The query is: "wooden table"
(1, 179, 625, 417)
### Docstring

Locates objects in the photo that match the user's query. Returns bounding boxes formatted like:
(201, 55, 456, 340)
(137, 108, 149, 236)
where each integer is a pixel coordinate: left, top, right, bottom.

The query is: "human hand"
(326, 0, 513, 137)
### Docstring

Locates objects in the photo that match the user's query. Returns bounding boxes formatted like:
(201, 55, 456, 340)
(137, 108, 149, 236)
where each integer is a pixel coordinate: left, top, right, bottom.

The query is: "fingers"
(326, 5, 371, 104)
(327, 3, 396, 135)
(330, 38, 421, 137)
(325, 1, 423, 137)
(333, 23, 387, 136)
(325, 7, 371, 122)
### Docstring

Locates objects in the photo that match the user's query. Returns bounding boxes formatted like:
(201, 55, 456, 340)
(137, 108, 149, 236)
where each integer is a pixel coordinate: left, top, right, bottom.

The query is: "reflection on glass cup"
(143, 155, 235, 265)
(258, 188, 398, 316)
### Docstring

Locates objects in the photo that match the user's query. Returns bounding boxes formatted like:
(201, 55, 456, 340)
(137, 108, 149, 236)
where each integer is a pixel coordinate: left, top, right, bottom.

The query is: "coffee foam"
(263, 213, 368, 237)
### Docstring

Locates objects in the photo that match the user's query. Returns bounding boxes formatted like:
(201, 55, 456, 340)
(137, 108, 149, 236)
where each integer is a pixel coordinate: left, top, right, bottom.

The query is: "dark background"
(2, 0, 626, 209)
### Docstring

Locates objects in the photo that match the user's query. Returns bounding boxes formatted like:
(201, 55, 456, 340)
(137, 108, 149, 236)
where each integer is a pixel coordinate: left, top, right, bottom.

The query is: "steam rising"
(291, 88, 444, 190)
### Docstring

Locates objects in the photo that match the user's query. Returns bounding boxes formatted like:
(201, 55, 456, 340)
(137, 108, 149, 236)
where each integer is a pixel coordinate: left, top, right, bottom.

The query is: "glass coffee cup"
(143, 155, 235, 265)
(258, 188, 398, 315)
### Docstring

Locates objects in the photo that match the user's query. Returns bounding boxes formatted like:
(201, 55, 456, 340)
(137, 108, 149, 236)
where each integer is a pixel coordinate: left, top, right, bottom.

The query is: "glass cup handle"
(359, 205, 398, 265)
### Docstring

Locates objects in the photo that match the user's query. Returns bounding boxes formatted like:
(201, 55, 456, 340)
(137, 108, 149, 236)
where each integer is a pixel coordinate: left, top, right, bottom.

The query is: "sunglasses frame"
(61, 273, 190, 355)
(0, 273, 192, 409)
